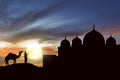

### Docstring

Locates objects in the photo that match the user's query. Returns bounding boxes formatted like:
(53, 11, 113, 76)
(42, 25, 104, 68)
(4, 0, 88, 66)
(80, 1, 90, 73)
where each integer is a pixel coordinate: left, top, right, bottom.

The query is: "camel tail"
(4, 58, 7, 63)
(4, 59, 6, 63)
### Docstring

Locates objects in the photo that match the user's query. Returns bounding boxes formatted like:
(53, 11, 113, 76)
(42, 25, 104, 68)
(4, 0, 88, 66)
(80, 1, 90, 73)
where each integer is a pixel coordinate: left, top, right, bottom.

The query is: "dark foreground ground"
(0, 63, 43, 80)
(0, 62, 119, 80)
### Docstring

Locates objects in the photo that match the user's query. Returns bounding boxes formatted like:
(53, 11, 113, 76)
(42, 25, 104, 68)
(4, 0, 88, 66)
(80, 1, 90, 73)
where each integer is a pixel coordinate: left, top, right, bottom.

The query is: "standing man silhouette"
(24, 51, 28, 63)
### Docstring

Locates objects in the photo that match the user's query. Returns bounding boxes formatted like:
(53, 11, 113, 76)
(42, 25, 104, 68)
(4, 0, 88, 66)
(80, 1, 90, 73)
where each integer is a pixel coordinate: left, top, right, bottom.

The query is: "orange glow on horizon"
(0, 39, 57, 67)
(0, 48, 25, 57)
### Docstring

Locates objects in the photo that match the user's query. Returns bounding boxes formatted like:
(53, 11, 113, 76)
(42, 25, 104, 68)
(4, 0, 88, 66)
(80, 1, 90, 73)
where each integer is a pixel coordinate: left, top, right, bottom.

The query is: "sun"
(26, 42, 43, 60)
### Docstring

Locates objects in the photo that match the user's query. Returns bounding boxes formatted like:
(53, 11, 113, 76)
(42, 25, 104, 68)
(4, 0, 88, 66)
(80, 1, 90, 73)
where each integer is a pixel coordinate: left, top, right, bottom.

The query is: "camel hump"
(9, 53, 13, 55)
(7, 53, 15, 56)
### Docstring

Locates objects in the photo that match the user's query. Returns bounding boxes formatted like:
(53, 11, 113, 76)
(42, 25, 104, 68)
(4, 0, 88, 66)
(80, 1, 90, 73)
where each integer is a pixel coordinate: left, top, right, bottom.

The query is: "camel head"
(16, 51, 23, 58)
(18, 51, 23, 55)
(19, 51, 23, 53)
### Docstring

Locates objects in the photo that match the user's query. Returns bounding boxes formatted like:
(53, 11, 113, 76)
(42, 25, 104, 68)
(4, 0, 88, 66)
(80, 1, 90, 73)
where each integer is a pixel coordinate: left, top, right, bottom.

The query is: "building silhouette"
(43, 25, 120, 79)
(1, 25, 120, 80)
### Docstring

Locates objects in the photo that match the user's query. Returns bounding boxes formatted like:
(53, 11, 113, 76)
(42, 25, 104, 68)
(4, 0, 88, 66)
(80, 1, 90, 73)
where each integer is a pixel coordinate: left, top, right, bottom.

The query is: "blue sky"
(0, 0, 120, 44)
(0, 0, 120, 43)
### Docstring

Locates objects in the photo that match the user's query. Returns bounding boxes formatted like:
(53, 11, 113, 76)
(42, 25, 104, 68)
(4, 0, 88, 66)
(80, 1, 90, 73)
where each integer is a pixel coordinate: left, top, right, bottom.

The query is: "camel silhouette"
(4, 51, 23, 65)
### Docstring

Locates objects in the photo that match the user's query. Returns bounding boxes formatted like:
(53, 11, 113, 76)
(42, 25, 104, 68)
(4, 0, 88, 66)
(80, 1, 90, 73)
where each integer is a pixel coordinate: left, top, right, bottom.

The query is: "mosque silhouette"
(43, 25, 120, 79)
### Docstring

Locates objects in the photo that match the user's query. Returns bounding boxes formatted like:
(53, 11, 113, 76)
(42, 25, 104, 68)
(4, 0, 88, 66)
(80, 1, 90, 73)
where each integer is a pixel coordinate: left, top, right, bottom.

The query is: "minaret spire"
(65, 35, 66, 39)
(93, 24, 95, 30)
(76, 34, 78, 37)
(110, 33, 112, 37)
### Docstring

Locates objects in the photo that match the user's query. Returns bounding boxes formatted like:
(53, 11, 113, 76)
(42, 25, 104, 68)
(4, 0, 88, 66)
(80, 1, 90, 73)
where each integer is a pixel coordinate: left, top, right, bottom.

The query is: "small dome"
(60, 38, 70, 48)
(83, 28, 105, 47)
(106, 35, 116, 46)
(72, 36, 82, 47)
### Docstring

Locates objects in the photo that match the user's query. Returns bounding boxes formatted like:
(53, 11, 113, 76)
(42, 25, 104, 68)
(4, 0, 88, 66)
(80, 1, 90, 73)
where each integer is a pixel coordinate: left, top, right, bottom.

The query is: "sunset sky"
(0, 0, 120, 66)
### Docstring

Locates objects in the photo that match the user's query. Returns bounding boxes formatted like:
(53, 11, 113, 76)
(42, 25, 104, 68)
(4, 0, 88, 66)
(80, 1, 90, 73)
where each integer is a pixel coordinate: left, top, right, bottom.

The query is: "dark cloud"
(6, 23, 87, 43)
(42, 47, 57, 55)
(8, 1, 65, 30)
(6, 28, 57, 43)
(99, 25, 120, 34)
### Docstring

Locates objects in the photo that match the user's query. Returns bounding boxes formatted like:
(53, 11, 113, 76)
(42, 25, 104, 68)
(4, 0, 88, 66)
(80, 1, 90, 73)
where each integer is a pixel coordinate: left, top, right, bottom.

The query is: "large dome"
(72, 36, 82, 47)
(83, 29, 105, 47)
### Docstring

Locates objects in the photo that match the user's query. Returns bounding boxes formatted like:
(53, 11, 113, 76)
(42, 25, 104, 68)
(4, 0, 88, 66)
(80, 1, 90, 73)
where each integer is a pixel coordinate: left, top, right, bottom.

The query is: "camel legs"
(5, 59, 17, 65)
(6, 62, 9, 66)
(5, 60, 9, 66)
(13, 59, 16, 64)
